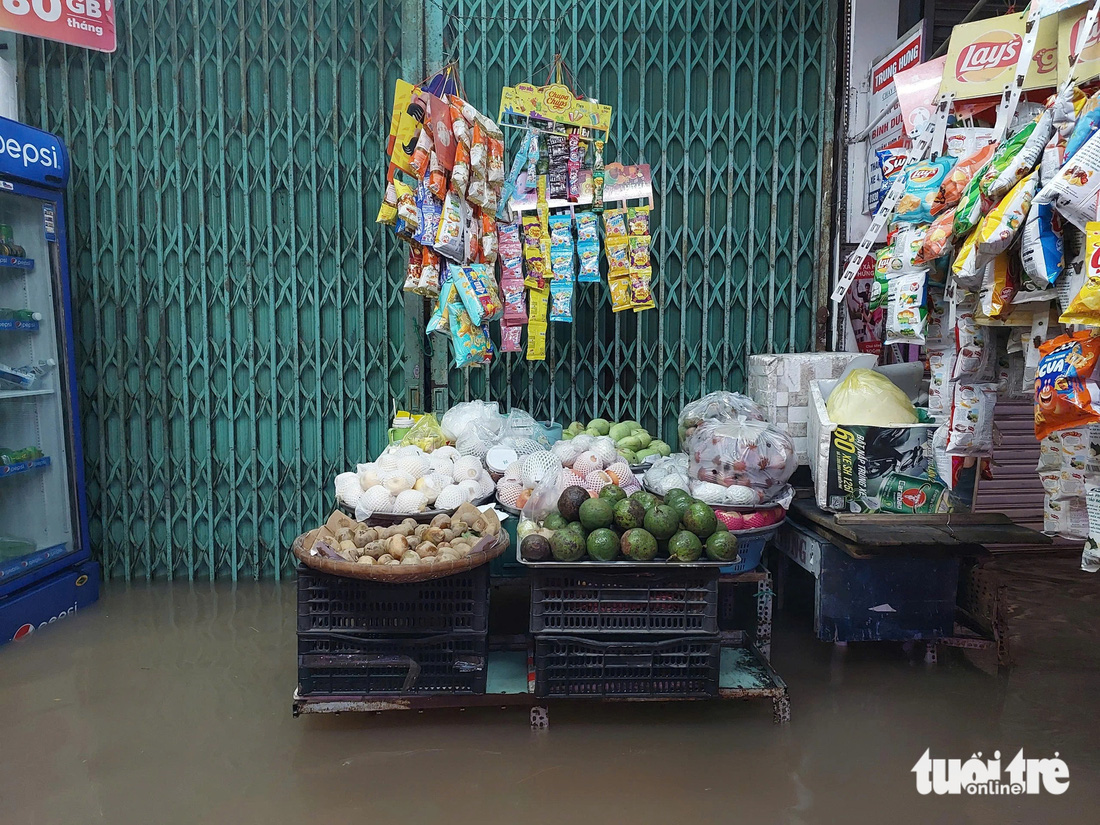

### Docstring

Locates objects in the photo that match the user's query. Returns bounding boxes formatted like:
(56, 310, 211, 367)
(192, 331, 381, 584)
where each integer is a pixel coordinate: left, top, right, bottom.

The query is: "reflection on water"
(0, 552, 1096, 824)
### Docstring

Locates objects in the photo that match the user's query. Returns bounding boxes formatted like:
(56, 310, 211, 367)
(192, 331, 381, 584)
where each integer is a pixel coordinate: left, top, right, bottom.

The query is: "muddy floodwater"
(1, 552, 1097, 824)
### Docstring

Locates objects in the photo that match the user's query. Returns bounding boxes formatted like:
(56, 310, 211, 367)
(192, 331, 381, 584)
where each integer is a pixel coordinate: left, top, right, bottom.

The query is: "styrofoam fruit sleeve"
(434, 484, 473, 510)
(584, 470, 612, 493)
(550, 440, 582, 465)
(334, 472, 362, 508)
(356, 486, 395, 520)
(520, 451, 562, 488)
(572, 451, 603, 476)
(393, 490, 429, 513)
(452, 455, 483, 481)
(495, 478, 526, 508)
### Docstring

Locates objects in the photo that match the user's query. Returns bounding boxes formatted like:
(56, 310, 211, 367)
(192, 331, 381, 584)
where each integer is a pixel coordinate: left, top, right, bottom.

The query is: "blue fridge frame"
(0, 117, 91, 599)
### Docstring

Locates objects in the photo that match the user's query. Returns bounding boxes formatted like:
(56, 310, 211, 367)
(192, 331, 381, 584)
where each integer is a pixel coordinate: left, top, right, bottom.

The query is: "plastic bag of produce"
(825, 368, 918, 426)
(399, 413, 448, 452)
(440, 400, 502, 443)
(521, 464, 568, 523)
(677, 391, 765, 444)
(642, 454, 692, 496)
(686, 418, 797, 496)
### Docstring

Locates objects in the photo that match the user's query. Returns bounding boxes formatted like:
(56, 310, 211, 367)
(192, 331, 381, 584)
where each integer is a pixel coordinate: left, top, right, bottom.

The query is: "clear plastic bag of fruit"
(677, 391, 765, 444)
(520, 465, 569, 524)
(686, 418, 797, 496)
(642, 454, 691, 496)
(440, 400, 502, 443)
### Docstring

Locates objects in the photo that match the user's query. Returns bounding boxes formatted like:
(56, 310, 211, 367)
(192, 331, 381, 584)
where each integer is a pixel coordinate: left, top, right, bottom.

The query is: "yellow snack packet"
(526, 320, 547, 361)
(951, 228, 982, 290)
(528, 286, 550, 322)
(1060, 222, 1100, 327)
(609, 273, 633, 312)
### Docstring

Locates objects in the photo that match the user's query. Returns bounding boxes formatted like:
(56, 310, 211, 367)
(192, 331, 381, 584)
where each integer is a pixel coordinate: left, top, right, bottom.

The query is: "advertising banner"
(0, 0, 116, 53)
(940, 11, 1059, 99)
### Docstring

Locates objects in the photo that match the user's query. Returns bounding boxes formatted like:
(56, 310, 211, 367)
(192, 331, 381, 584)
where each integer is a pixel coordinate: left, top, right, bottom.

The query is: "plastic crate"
(718, 533, 768, 574)
(534, 635, 720, 698)
(530, 568, 718, 635)
(298, 631, 488, 695)
(296, 564, 489, 635)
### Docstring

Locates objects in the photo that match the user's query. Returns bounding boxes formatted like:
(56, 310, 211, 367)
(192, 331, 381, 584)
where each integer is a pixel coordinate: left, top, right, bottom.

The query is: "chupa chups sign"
(1059, 5, 1100, 84)
(0, 0, 115, 53)
(940, 11, 1059, 99)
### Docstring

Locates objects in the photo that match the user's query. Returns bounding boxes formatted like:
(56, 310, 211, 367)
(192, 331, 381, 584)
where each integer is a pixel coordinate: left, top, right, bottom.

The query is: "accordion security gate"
(20, 0, 835, 580)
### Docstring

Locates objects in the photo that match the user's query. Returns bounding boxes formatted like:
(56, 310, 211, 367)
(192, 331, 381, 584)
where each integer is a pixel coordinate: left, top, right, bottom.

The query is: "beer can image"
(876, 472, 950, 514)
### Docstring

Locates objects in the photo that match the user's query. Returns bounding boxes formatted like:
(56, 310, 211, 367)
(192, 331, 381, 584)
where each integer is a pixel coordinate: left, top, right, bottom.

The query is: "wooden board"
(790, 498, 1050, 554)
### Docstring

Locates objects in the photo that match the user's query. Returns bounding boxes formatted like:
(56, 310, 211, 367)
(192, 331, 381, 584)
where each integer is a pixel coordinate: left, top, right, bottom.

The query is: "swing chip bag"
(1034, 127, 1100, 231)
(1019, 201, 1064, 290)
(1034, 331, 1100, 440)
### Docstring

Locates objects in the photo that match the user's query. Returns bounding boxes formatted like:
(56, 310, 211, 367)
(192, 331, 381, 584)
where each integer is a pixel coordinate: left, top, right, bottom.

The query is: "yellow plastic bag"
(826, 368, 918, 426)
(399, 413, 448, 452)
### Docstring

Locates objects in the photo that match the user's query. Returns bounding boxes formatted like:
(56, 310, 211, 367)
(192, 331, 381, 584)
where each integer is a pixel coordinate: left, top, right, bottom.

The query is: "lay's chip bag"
(1035, 330, 1100, 440)
(1060, 222, 1100, 327)
(975, 172, 1038, 260)
(892, 156, 956, 227)
(1020, 201, 1064, 290)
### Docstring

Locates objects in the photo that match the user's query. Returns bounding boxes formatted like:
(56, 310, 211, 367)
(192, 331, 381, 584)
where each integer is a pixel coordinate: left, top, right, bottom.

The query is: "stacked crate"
(296, 564, 490, 697)
(529, 568, 722, 698)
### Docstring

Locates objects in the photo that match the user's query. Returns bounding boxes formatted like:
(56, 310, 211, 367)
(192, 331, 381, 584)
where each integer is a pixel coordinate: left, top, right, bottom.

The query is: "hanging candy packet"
(1060, 222, 1100, 326)
(577, 240, 601, 283)
(499, 323, 523, 353)
(376, 181, 399, 225)
(567, 133, 582, 202)
(951, 229, 983, 290)
(603, 208, 628, 238)
(575, 211, 598, 244)
(975, 171, 1038, 259)
(450, 117, 471, 198)
(395, 182, 420, 239)
(932, 143, 995, 216)
(427, 282, 452, 335)
(1020, 201, 1064, 291)
(630, 269, 655, 311)
(435, 190, 464, 260)
(946, 383, 998, 456)
(409, 128, 433, 179)
(629, 235, 651, 269)
(549, 280, 574, 322)
(501, 279, 528, 324)
(498, 221, 523, 280)
(978, 119, 1038, 199)
(628, 205, 651, 236)
(549, 213, 573, 249)
(414, 183, 443, 247)
(953, 299, 992, 381)
(1035, 331, 1100, 439)
(488, 134, 505, 185)
(979, 254, 1018, 321)
(883, 270, 928, 345)
(547, 134, 568, 200)
(916, 209, 955, 264)
(609, 274, 633, 311)
(893, 156, 956, 226)
(521, 215, 549, 288)
(418, 246, 442, 297)
(984, 110, 1053, 200)
(526, 320, 547, 361)
(592, 140, 606, 212)
(403, 242, 423, 291)
(525, 131, 541, 188)
(480, 213, 498, 263)
(927, 344, 956, 418)
(605, 236, 631, 271)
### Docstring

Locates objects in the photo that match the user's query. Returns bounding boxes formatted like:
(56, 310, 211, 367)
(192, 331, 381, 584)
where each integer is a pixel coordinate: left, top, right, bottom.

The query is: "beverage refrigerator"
(0, 116, 97, 644)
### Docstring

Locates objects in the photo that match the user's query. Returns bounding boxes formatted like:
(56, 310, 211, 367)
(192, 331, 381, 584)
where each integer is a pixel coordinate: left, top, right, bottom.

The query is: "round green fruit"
(550, 530, 587, 562)
(588, 418, 611, 436)
(621, 528, 658, 561)
(587, 528, 620, 561)
(579, 498, 615, 531)
(598, 484, 627, 506)
(705, 531, 740, 562)
(629, 490, 659, 511)
(668, 530, 703, 562)
(682, 502, 718, 539)
(614, 498, 647, 531)
(543, 512, 569, 531)
(643, 505, 680, 540)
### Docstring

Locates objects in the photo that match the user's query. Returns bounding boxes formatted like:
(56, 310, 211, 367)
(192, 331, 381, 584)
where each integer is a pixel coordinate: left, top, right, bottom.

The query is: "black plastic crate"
(296, 563, 489, 635)
(534, 635, 721, 698)
(530, 568, 718, 635)
(297, 631, 488, 695)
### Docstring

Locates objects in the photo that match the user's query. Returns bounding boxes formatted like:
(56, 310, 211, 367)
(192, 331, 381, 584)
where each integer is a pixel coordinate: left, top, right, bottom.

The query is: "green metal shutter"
(20, 0, 836, 580)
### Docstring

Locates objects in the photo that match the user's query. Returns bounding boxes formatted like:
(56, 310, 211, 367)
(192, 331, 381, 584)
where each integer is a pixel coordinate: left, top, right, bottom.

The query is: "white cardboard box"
(747, 352, 871, 464)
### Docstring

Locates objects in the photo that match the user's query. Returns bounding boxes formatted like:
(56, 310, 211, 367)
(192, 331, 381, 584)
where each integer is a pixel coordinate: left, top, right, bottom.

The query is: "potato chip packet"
(1020, 201, 1064, 291)
(978, 120, 1038, 199)
(932, 143, 995, 216)
(983, 109, 1053, 200)
(451, 263, 503, 324)
(893, 156, 956, 226)
(975, 171, 1038, 259)
(1035, 331, 1100, 439)
(628, 205, 651, 236)
(609, 273, 633, 311)
(916, 209, 955, 264)
(1060, 222, 1100, 326)
(946, 383, 998, 456)
(884, 270, 928, 346)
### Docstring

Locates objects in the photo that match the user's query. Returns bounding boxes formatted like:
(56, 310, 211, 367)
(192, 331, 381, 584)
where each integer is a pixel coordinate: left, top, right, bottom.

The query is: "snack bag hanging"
(951, 229, 983, 290)
(1034, 128, 1100, 231)
(916, 209, 955, 264)
(892, 157, 956, 227)
(977, 120, 1038, 200)
(975, 172, 1038, 259)
(983, 110, 1053, 200)
(884, 269, 928, 345)
(978, 254, 1017, 321)
(932, 143, 995, 216)
(1035, 331, 1100, 440)
(1020, 201, 1064, 290)
(952, 162, 991, 239)
(1060, 222, 1100, 326)
(946, 383, 998, 456)
(953, 299, 992, 382)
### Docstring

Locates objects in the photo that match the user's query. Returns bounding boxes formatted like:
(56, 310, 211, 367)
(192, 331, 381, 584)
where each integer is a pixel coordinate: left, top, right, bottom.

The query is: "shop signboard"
(866, 23, 925, 213)
(939, 11, 1059, 100)
(0, 0, 115, 53)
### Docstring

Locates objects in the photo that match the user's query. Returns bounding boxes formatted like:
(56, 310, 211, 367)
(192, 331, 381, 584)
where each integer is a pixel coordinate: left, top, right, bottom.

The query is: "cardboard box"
(746, 352, 870, 464)
(809, 363, 941, 513)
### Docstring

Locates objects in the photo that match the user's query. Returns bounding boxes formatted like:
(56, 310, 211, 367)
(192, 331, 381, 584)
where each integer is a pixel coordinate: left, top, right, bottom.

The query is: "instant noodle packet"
(1060, 222, 1100, 326)
(1034, 331, 1100, 439)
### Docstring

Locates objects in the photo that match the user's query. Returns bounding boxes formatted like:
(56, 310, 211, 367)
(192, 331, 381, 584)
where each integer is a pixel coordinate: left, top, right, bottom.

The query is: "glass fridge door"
(0, 189, 78, 590)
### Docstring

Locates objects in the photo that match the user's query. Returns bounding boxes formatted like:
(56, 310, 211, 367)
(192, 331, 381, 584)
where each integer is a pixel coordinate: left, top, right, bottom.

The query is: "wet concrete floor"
(1, 552, 1097, 825)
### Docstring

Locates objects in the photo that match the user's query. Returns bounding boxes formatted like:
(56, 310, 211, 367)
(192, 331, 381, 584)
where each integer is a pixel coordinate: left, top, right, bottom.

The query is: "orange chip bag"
(915, 209, 955, 264)
(931, 143, 996, 216)
(1035, 331, 1100, 439)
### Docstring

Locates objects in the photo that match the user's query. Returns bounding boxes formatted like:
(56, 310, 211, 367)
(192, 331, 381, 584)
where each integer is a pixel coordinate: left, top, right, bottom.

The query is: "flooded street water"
(1, 552, 1097, 825)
